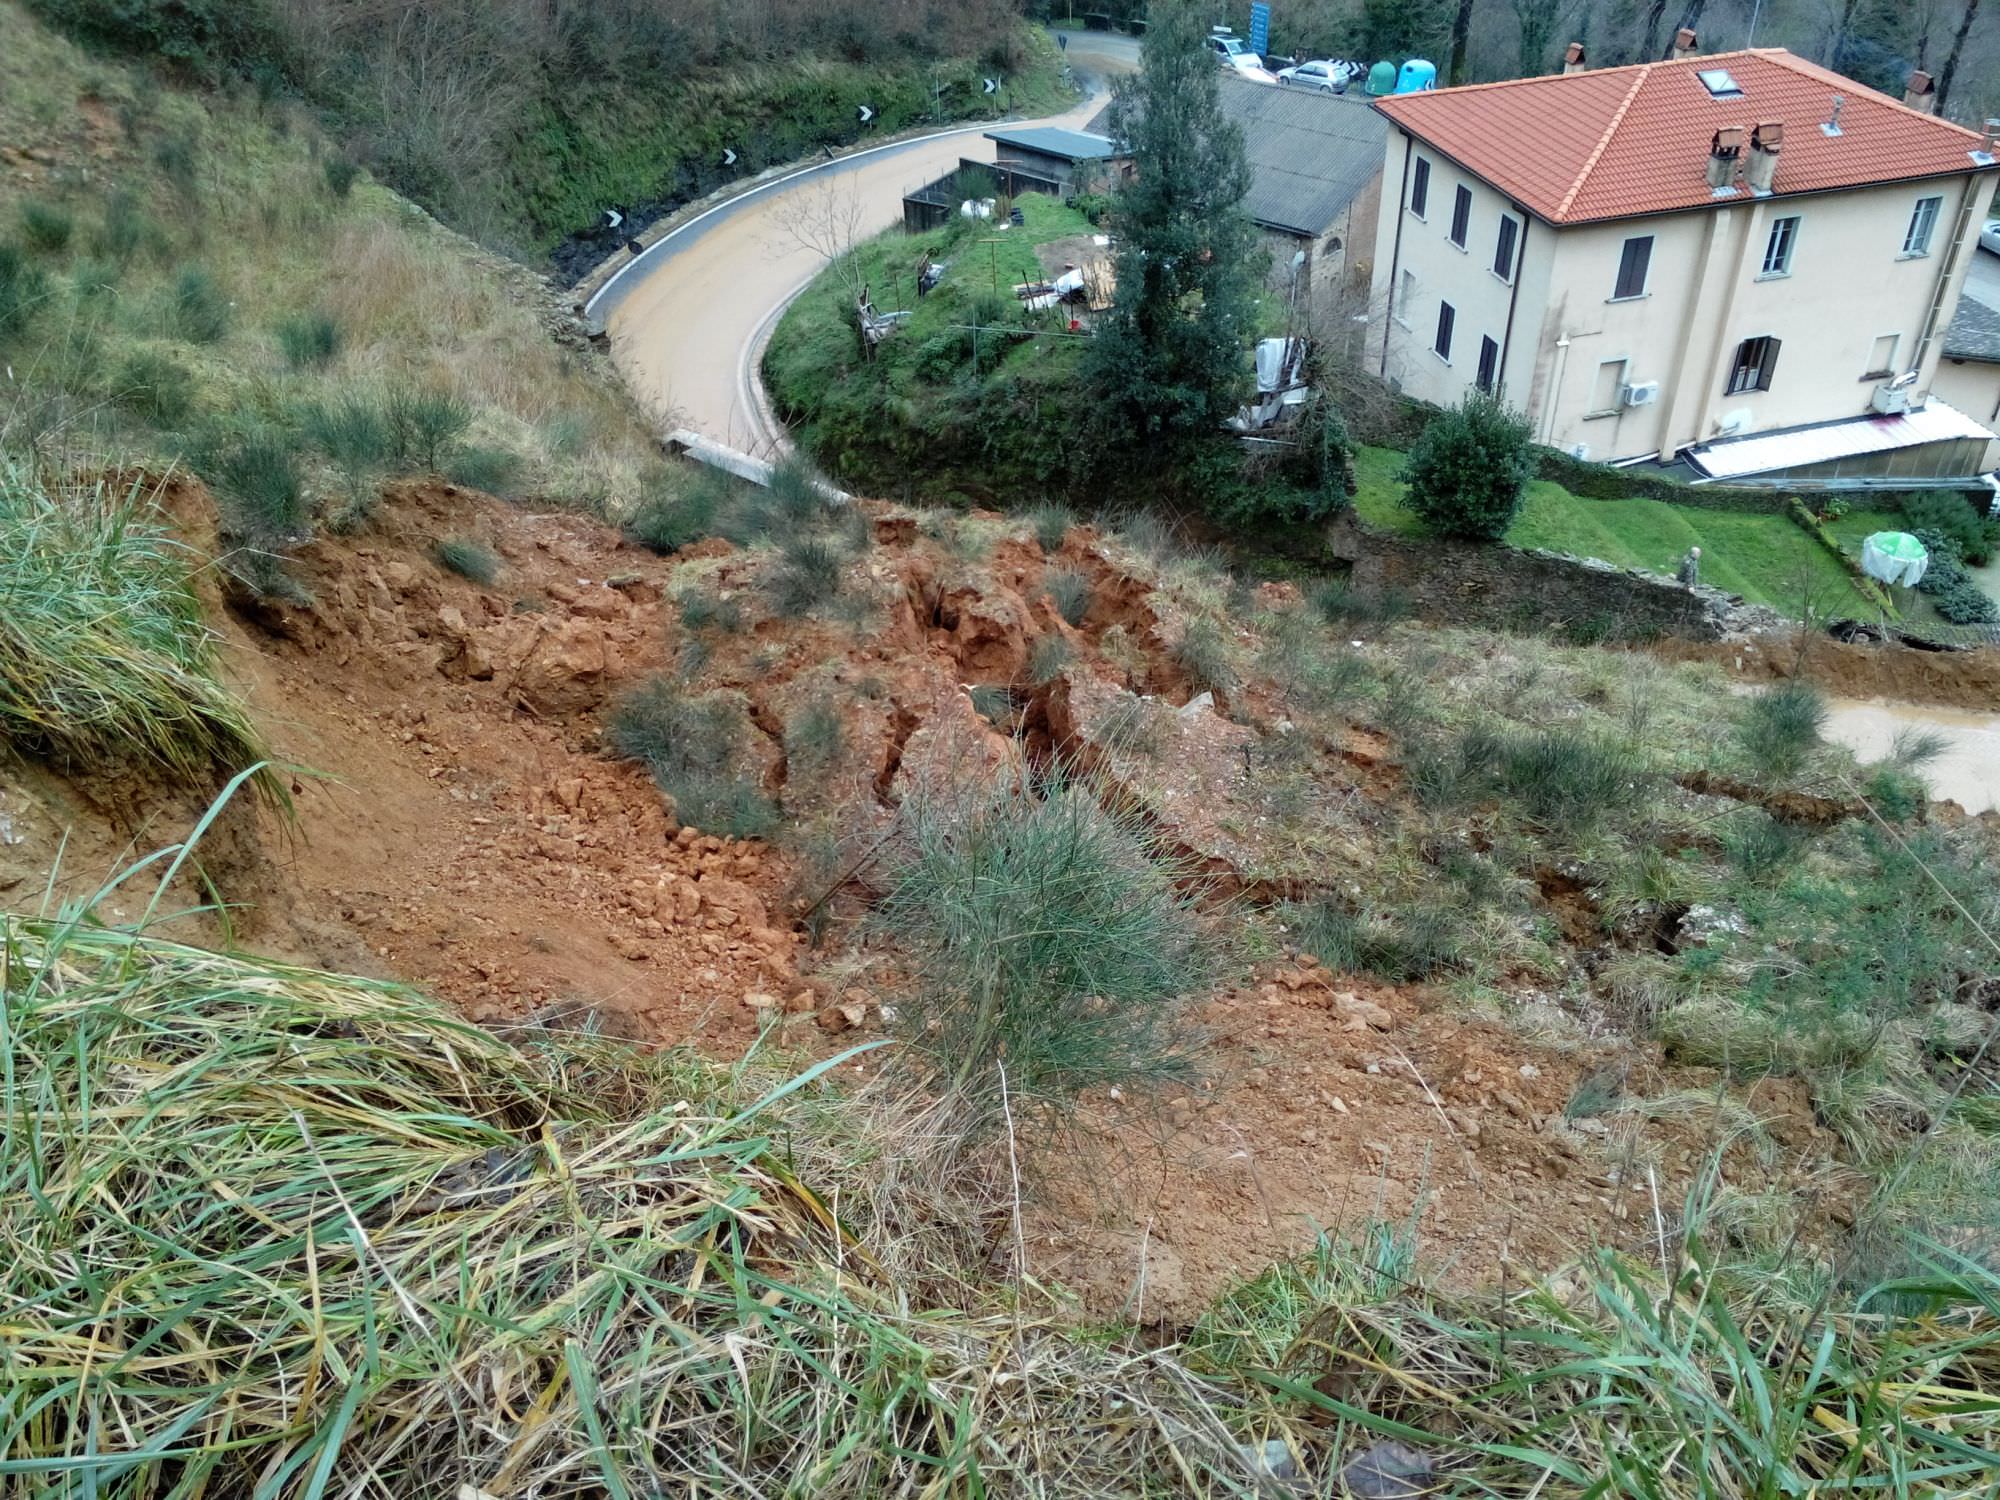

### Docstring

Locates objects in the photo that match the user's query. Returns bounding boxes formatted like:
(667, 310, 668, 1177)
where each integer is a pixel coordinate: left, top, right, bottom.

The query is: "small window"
(1592, 358, 1629, 413)
(1613, 235, 1653, 299)
(1476, 335, 1500, 392)
(1697, 67, 1742, 97)
(1865, 333, 1900, 379)
(1397, 267, 1416, 323)
(1434, 301, 1455, 361)
(1904, 195, 1943, 256)
(1410, 156, 1431, 218)
(1726, 335, 1781, 395)
(1493, 216, 1518, 280)
(1761, 215, 1799, 276)
(1449, 185, 1472, 248)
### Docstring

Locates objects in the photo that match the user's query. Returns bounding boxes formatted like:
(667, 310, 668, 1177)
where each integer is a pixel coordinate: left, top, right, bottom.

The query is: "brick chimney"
(1904, 69, 1936, 113)
(1746, 121, 1783, 195)
(1707, 125, 1745, 192)
(1671, 28, 1699, 60)
(1563, 42, 1587, 75)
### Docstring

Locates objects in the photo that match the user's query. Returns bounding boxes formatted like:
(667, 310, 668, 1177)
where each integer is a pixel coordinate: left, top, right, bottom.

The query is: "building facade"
(1370, 48, 2000, 479)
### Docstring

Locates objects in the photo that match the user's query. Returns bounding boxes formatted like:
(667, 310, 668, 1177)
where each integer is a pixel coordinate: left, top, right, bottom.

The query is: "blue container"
(1395, 58, 1438, 92)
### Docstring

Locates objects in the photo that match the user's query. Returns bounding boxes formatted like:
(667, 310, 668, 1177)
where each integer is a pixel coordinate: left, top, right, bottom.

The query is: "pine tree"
(1085, 0, 1257, 468)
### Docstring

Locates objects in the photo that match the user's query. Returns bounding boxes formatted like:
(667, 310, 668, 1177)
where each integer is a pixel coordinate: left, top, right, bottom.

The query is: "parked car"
(1276, 59, 1356, 92)
(1204, 27, 1252, 62)
(1220, 51, 1279, 83)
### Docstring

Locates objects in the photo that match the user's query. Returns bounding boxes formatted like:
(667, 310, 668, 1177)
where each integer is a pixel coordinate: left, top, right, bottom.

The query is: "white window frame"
(1395, 268, 1416, 328)
(1759, 215, 1800, 278)
(1587, 357, 1630, 418)
(1611, 235, 1653, 301)
(1433, 300, 1455, 363)
(1903, 195, 1943, 257)
(1863, 332, 1900, 381)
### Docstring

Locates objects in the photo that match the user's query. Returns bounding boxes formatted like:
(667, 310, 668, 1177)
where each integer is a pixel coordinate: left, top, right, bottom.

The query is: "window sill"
(1393, 316, 1412, 331)
(1581, 408, 1622, 421)
(1897, 250, 1931, 261)
(1723, 386, 1771, 399)
(1408, 210, 1427, 222)
(1431, 349, 1453, 366)
(1606, 292, 1649, 304)
(1490, 268, 1514, 285)
(1447, 239, 1468, 253)
(1860, 369, 1894, 381)
(1754, 270, 1792, 281)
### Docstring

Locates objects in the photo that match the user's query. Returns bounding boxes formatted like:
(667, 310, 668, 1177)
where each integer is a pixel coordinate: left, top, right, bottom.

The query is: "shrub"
(435, 538, 499, 586)
(677, 586, 744, 633)
(1027, 632, 1071, 685)
(71, 255, 120, 299)
(767, 535, 844, 617)
(170, 264, 230, 343)
(1902, 490, 1995, 567)
(1401, 392, 1535, 541)
(625, 468, 728, 553)
(155, 134, 199, 199)
(969, 683, 1017, 726)
(302, 393, 391, 526)
(113, 349, 195, 426)
(0, 461, 273, 796)
(447, 444, 523, 498)
(604, 678, 778, 839)
(323, 155, 360, 198)
(1028, 501, 1074, 552)
(1044, 566, 1091, 626)
(93, 190, 151, 262)
(784, 695, 845, 780)
(1309, 575, 1406, 626)
(202, 427, 306, 547)
(385, 384, 471, 472)
(1493, 725, 1636, 832)
(876, 778, 1218, 1112)
(1171, 616, 1236, 696)
(275, 309, 341, 368)
(0, 243, 49, 336)
(1735, 682, 1826, 785)
(19, 199, 73, 255)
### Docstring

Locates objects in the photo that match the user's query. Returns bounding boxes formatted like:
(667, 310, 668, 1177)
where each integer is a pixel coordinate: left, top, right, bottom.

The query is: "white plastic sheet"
(1860, 531, 1930, 588)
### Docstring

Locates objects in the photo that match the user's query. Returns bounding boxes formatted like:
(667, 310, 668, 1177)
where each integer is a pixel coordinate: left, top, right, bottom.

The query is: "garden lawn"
(1355, 445, 1881, 616)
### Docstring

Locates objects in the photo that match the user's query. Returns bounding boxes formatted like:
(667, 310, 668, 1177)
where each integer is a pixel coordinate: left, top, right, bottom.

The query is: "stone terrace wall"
(1323, 514, 1785, 641)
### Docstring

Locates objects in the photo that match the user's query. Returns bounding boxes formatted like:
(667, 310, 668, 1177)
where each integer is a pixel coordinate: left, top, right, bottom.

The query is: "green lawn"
(1354, 445, 1881, 617)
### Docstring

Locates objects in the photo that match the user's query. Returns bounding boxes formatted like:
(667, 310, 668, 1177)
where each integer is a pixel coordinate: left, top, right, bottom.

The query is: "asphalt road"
(593, 30, 1140, 454)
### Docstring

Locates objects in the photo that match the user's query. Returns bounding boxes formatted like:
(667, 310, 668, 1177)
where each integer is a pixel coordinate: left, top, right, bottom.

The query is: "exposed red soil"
(0, 478, 1859, 1315)
(1663, 631, 2000, 711)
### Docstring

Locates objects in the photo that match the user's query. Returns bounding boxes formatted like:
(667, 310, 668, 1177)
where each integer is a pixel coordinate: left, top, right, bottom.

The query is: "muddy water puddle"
(1820, 698, 2000, 814)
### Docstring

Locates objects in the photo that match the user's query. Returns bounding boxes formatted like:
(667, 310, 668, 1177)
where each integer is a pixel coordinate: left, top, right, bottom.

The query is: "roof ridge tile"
(1558, 64, 1652, 219)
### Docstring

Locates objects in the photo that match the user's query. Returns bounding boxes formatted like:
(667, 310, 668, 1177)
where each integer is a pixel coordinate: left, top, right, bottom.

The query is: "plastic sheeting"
(1861, 530, 1929, 588)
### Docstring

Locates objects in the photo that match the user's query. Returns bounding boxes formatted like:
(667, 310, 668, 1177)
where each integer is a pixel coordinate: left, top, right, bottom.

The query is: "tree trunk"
(1638, 0, 1668, 60)
(1938, 0, 1982, 117)
(1448, 0, 1478, 85)
(1828, 0, 1865, 69)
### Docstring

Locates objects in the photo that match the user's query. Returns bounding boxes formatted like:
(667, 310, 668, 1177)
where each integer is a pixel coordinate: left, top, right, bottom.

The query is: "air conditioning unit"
(1872, 371, 1920, 415)
(1619, 380, 1661, 408)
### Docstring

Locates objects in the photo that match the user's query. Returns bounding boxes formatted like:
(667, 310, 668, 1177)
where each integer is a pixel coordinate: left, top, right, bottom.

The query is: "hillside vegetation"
(24, 0, 1070, 258)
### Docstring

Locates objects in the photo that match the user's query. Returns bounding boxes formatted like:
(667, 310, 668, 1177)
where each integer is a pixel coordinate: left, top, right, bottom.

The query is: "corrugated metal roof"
(1374, 48, 1994, 226)
(1687, 399, 1997, 480)
(983, 127, 1122, 162)
(1087, 75, 1387, 236)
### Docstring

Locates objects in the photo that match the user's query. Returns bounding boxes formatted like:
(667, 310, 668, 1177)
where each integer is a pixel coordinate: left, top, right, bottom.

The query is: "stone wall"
(1323, 513, 1785, 641)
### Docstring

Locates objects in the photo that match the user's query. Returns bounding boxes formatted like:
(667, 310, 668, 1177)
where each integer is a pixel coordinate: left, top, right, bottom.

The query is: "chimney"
(1563, 41, 1587, 75)
(1707, 125, 1746, 192)
(1904, 69, 1936, 113)
(1671, 28, 1699, 60)
(1986, 119, 2000, 152)
(1747, 121, 1783, 195)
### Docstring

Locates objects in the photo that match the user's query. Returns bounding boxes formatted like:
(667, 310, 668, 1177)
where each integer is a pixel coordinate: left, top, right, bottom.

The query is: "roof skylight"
(1698, 67, 1743, 98)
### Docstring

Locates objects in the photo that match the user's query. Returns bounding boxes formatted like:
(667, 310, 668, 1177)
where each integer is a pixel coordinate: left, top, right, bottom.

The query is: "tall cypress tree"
(1085, 0, 1257, 469)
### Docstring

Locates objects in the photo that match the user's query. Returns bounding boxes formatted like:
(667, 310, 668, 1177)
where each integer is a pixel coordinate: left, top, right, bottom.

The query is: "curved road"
(592, 31, 1139, 455)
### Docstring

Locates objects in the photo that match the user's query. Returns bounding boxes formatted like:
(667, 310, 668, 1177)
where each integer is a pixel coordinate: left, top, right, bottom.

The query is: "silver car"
(1277, 59, 1356, 92)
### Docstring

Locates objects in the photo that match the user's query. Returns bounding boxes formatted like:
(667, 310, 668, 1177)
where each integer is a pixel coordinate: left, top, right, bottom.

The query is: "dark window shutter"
(1451, 186, 1471, 245)
(1494, 217, 1517, 279)
(1411, 157, 1430, 216)
(1615, 236, 1652, 298)
(1477, 336, 1499, 391)
(1435, 302, 1455, 358)
(1758, 336, 1781, 390)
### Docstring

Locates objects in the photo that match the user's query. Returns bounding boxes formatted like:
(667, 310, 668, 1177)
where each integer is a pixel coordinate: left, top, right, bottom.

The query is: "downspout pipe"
(1497, 209, 1527, 402)
(1379, 130, 1414, 378)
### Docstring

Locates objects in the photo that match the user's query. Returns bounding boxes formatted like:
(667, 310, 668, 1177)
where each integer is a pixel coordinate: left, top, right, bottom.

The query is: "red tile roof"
(1373, 48, 1996, 225)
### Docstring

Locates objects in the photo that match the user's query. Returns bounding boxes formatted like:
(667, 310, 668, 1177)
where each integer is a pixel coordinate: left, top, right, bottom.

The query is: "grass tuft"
(0, 462, 275, 799)
(19, 198, 73, 255)
(274, 308, 341, 368)
(1044, 566, 1091, 626)
(768, 534, 845, 617)
(1028, 501, 1075, 552)
(1736, 681, 1826, 786)
(605, 677, 777, 839)
(169, 263, 231, 343)
(435, 537, 499, 585)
